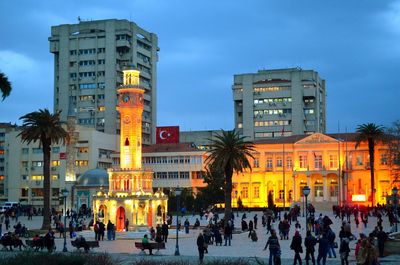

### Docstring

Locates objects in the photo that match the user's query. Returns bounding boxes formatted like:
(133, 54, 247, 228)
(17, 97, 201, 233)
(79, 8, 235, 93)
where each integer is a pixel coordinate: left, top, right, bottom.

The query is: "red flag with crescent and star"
(156, 126, 180, 144)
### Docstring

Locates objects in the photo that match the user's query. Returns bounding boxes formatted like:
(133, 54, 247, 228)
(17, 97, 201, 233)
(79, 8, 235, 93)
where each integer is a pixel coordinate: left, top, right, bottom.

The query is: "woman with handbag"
(290, 230, 303, 265)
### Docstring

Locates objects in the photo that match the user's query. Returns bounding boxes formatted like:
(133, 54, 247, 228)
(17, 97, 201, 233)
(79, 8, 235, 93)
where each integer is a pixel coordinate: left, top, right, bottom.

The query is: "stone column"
(323, 175, 328, 201)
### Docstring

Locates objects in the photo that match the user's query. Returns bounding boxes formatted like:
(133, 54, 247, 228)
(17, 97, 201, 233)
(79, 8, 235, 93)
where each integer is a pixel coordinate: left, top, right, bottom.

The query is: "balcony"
(116, 39, 131, 49)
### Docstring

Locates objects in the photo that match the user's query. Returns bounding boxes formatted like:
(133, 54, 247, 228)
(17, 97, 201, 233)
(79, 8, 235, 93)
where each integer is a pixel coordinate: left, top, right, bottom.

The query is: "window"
(299, 155, 308, 169)
(329, 155, 338, 168)
(22, 148, 29, 154)
(97, 59, 105, 64)
(52, 175, 59, 180)
(330, 180, 338, 197)
(380, 153, 388, 165)
(98, 106, 105, 111)
(266, 157, 273, 170)
(75, 160, 88, 167)
(253, 157, 259, 168)
(253, 186, 259, 198)
(98, 83, 106, 89)
(168, 172, 178, 179)
(22, 175, 28, 180)
(31, 175, 44, 180)
(52, 147, 60, 153)
(314, 154, 322, 169)
(304, 109, 315, 115)
(79, 83, 96, 89)
(356, 155, 363, 166)
(33, 148, 42, 154)
(314, 181, 323, 197)
(52, 160, 60, 166)
(286, 156, 293, 169)
(32, 161, 43, 167)
(179, 172, 189, 179)
(97, 48, 105, 53)
(242, 187, 248, 199)
(276, 156, 283, 168)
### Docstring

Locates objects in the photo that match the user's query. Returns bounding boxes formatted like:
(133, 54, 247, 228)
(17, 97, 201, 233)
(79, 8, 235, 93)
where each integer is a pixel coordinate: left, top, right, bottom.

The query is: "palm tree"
(19, 109, 68, 230)
(355, 123, 384, 207)
(0, 72, 12, 100)
(206, 130, 255, 225)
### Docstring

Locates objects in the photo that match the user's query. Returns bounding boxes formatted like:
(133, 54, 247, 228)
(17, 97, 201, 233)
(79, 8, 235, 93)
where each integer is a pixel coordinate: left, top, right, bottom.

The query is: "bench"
(71, 240, 99, 252)
(134, 242, 165, 254)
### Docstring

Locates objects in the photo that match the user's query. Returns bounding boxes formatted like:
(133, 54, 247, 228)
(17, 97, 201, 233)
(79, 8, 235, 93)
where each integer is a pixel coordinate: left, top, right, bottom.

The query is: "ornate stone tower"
(93, 67, 168, 231)
(117, 69, 144, 170)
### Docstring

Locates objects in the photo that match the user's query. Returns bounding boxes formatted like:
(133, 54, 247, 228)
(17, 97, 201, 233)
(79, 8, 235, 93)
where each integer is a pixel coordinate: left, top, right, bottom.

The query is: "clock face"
(122, 93, 130, 103)
(123, 115, 131, 124)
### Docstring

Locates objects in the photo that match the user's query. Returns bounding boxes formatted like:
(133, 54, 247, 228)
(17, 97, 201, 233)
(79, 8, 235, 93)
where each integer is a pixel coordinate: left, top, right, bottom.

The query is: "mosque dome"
(76, 168, 109, 187)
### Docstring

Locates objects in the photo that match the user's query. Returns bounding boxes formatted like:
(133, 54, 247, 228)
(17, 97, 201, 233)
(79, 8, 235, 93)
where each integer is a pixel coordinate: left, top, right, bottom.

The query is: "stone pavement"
(3, 211, 400, 264)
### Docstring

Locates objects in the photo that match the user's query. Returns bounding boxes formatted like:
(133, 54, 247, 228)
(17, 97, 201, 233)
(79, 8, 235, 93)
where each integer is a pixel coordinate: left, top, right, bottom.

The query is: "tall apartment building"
(49, 19, 159, 144)
(233, 68, 326, 140)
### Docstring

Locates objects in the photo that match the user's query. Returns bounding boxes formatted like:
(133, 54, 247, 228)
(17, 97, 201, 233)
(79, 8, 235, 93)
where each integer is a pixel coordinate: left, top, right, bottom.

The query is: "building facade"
(49, 19, 158, 144)
(142, 143, 207, 192)
(3, 125, 117, 207)
(233, 68, 326, 141)
(232, 133, 398, 208)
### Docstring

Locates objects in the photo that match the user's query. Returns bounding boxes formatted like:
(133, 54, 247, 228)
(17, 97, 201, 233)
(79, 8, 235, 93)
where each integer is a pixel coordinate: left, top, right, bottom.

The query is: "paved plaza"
(2, 210, 400, 264)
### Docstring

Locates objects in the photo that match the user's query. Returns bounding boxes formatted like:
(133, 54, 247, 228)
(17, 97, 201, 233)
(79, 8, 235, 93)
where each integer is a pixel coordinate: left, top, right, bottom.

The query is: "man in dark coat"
(263, 229, 281, 265)
(316, 230, 330, 265)
(290, 230, 303, 265)
(197, 233, 205, 263)
(376, 226, 388, 257)
(161, 222, 169, 242)
(305, 230, 317, 265)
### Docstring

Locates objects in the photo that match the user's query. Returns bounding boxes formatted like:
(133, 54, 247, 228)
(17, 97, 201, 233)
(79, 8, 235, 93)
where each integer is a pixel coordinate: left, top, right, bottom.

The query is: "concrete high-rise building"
(233, 68, 326, 140)
(49, 19, 158, 145)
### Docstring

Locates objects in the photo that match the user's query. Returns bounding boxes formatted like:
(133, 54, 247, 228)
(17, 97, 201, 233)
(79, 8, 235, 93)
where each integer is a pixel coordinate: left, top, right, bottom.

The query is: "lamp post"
(393, 187, 398, 232)
(175, 187, 182, 256)
(61, 188, 69, 252)
(302, 186, 310, 231)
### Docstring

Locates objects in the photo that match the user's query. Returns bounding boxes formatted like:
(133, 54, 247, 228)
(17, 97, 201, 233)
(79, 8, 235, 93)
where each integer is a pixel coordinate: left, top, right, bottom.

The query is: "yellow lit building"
(93, 68, 167, 231)
(232, 133, 398, 208)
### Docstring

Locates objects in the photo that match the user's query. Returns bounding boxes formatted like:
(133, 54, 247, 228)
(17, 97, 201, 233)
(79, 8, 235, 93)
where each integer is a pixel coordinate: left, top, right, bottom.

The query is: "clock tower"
(117, 68, 144, 169)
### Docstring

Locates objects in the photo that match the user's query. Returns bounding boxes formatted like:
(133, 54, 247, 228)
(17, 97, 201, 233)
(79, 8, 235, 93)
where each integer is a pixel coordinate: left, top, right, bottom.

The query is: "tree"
(206, 129, 254, 225)
(355, 123, 384, 207)
(0, 72, 12, 101)
(19, 109, 68, 230)
(194, 166, 225, 212)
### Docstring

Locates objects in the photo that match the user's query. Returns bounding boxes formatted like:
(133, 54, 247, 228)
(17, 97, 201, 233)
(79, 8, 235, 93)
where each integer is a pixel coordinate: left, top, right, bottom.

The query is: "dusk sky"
(0, 0, 399, 133)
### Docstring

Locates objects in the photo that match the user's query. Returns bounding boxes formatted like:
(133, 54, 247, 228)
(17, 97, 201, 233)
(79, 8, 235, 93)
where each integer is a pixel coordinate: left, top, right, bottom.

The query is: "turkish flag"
(156, 126, 179, 144)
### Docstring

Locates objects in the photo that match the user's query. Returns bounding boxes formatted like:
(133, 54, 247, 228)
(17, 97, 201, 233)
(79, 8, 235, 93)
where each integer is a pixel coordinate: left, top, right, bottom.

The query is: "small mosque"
(82, 68, 168, 231)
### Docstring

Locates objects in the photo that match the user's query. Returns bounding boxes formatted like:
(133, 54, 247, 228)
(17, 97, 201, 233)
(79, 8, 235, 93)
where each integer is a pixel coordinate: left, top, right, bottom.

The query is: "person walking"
(376, 226, 388, 258)
(290, 230, 303, 265)
(197, 233, 206, 263)
(254, 214, 258, 229)
(224, 223, 232, 246)
(162, 222, 169, 242)
(304, 230, 317, 265)
(106, 220, 114, 240)
(327, 228, 337, 258)
(339, 237, 350, 265)
(263, 229, 281, 265)
(316, 230, 330, 265)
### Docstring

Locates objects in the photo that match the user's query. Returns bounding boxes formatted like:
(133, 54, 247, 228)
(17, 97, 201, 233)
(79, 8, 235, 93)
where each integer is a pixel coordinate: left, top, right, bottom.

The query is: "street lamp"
(393, 187, 398, 232)
(61, 188, 69, 252)
(175, 187, 182, 256)
(302, 186, 311, 231)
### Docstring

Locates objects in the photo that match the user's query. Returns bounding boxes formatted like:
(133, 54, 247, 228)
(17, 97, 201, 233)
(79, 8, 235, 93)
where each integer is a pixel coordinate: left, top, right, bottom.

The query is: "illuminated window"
(329, 155, 338, 168)
(75, 160, 88, 167)
(78, 147, 89, 153)
(356, 155, 363, 166)
(32, 161, 43, 167)
(330, 180, 338, 197)
(242, 186, 248, 199)
(0, 175, 4, 181)
(52, 175, 59, 180)
(31, 175, 44, 180)
(314, 155, 323, 169)
(237, 123, 243, 129)
(52, 160, 60, 166)
(98, 106, 105, 111)
(299, 155, 308, 169)
(253, 186, 259, 198)
(314, 181, 323, 197)
(276, 156, 283, 167)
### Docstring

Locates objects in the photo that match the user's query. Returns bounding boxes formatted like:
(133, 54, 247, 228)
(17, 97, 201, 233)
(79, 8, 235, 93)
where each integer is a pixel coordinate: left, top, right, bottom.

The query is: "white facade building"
(233, 68, 326, 140)
(49, 19, 159, 144)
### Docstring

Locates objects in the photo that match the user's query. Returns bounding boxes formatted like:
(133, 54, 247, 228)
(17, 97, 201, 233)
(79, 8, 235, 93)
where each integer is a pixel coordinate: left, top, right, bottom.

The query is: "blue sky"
(0, 0, 399, 132)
